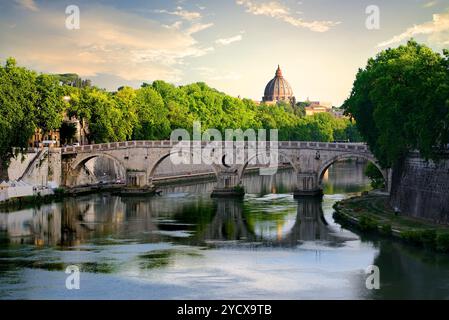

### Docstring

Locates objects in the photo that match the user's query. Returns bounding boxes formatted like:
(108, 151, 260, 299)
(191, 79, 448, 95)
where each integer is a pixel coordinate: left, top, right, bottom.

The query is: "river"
(1, 161, 449, 300)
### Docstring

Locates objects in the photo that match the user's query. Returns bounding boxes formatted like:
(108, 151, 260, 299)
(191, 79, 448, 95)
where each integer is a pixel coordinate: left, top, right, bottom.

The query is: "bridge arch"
(237, 150, 299, 183)
(68, 153, 127, 187)
(148, 149, 220, 182)
(317, 153, 386, 187)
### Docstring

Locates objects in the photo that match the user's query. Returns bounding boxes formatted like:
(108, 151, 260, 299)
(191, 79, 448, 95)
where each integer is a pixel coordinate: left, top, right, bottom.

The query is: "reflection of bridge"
(0, 195, 344, 247)
(201, 198, 345, 246)
(61, 140, 391, 197)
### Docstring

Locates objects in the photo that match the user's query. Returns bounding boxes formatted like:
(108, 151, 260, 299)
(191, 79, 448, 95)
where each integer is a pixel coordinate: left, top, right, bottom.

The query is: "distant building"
(260, 66, 339, 116)
(62, 112, 90, 146)
(301, 101, 332, 116)
(28, 106, 90, 149)
(28, 128, 60, 148)
(56, 73, 91, 88)
(262, 65, 296, 105)
(331, 107, 346, 118)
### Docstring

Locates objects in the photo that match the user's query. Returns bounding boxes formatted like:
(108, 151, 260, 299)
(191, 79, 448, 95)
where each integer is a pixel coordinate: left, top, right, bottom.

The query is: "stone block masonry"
(390, 151, 449, 225)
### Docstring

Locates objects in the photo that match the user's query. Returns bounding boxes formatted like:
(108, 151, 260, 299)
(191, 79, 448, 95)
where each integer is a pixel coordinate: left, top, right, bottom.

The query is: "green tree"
(60, 122, 77, 145)
(114, 86, 138, 140)
(35, 74, 65, 134)
(71, 88, 127, 143)
(151, 80, 194, 131)
(365, 162, 386, 189)
(0, 58, 37, 180)
(133, 86, 171, 140)
(343, 40, 449, 167)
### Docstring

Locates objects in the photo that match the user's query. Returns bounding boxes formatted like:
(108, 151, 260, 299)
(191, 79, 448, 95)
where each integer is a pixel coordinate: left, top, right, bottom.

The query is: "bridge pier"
(121, 170, 156, 195)
(211, 172, 245, 198)
(294, 172, 323, 198)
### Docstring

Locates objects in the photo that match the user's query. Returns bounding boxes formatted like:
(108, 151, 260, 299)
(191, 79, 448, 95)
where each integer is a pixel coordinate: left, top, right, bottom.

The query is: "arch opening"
(69, 154, 126, 187)
(317, 154, 387, 190)
(238, 151, 298, 183)
(148, 150, 219, 183)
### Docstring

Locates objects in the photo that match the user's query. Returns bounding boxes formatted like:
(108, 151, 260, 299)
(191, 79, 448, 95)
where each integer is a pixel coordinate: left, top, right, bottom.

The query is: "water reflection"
(0, 193, 342, 248)
(1, 161, 449, 299)
(0, 164, 368, 248)
(366, 239, 449, 300)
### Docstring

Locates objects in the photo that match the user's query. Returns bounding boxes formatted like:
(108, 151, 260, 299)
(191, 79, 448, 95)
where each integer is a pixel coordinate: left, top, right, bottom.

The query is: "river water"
(1, 162, 449, 300)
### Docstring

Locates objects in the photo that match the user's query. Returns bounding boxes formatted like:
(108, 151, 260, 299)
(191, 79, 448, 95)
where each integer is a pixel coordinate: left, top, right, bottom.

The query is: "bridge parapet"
(62, 141, 369, 155)
(62, 140, 176, 154)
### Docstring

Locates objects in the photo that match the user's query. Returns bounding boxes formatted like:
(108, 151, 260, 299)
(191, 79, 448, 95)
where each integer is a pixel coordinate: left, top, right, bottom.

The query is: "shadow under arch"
(148, 149, 220, 182)
(68, 153, 127, 187)
(317, 153, 386, 188)
(237, 150, 299, 182)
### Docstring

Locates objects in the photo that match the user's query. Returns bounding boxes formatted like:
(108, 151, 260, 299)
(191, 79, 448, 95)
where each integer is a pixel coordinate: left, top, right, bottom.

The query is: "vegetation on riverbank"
(343, 40, 449, 168)
(333, 194, 449, 253)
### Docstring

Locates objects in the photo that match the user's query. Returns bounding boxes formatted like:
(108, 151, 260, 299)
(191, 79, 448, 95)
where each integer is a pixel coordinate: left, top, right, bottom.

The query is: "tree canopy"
(343, 40, 449, 167)
(0, 58, 63, 179)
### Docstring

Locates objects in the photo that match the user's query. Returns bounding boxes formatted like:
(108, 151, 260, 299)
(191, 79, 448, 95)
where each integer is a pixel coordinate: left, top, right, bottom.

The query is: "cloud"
(423, 0, 438, 8)
(157, 6, 213, 35)
(215, 34, 243, 45)
(0, 4, 215, 84)
(156, 6, 202, 21)
(14, 0, 38, 11)
(236, 0, 340, 32)
(377, 10, 449, 47)
(163, 21, 183, 30)
(186, 22, 214, 35)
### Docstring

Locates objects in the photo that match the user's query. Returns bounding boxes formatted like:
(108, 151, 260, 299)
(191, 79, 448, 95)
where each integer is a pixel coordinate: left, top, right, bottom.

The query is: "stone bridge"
(61, 140, 390, 197)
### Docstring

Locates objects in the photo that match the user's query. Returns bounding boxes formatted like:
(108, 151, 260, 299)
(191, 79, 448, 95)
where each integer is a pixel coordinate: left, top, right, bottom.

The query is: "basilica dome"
(263, 65, 294, 104)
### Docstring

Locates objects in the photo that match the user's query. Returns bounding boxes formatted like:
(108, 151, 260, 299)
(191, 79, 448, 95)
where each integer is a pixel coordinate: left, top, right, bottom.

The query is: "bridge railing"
(61, 140, 369, 154)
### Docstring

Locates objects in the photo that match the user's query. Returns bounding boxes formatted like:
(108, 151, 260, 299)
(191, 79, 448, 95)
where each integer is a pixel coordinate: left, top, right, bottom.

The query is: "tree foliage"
(60, 122, 77, 145)
(0, 58, 38, 179)
(364, 162, 385, 190)
(343, 40, 449, 167)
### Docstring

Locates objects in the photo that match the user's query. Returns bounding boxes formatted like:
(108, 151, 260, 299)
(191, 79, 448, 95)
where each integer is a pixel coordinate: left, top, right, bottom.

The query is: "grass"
(334, 194, 449, 253)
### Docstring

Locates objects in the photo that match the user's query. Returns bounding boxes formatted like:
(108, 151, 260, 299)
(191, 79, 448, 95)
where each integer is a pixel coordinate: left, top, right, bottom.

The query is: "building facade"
(303, 101, 332, 116)
(28, 128, 60, 148)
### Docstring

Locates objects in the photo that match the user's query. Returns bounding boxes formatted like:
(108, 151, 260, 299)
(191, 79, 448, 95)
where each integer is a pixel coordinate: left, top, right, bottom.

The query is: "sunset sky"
(1, 0, 448, 106)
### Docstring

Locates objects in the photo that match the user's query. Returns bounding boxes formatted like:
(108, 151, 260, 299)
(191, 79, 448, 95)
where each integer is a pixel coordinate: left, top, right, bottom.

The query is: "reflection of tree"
(365, 240, 449, 300)
(198, 197, 339, 246)
(201, 199, 254, 241)
(60, 198, 88, 246)
(322, 162, 371, 194)
(170, 198, 216, 234)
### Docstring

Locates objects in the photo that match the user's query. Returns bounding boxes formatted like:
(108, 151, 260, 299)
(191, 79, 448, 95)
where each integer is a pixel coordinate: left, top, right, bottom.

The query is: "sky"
(1, 0, 448, 106)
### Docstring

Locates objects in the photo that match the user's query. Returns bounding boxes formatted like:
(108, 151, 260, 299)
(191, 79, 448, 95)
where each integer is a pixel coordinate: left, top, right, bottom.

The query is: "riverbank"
(0, 188, 66, 212)
(333, 193, 449, 253)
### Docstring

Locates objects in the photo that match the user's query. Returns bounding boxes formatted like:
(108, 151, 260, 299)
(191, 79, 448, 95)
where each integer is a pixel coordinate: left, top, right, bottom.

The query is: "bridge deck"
(61, 141, 369, 155)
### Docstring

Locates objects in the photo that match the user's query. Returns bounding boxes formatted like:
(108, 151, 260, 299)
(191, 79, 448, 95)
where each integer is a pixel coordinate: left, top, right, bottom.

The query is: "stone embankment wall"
(7, 151, 36, 181)
(6, 149, 62, 188)
(390, 152, 449, 225)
